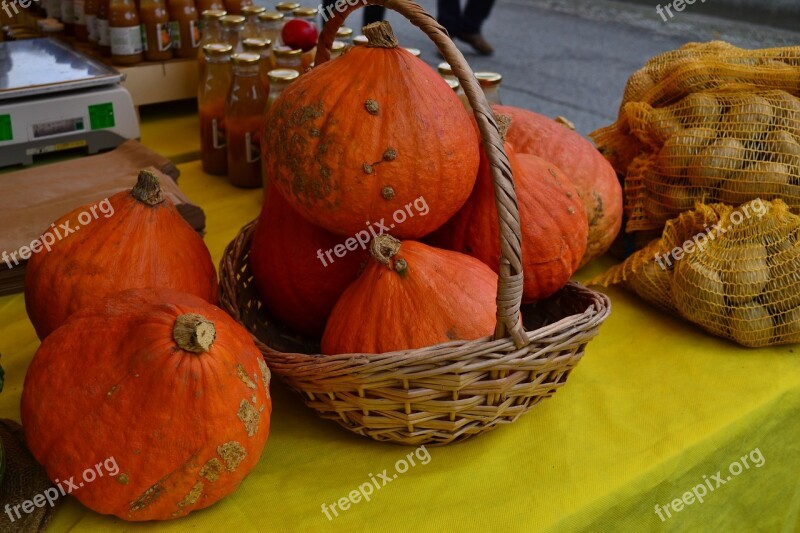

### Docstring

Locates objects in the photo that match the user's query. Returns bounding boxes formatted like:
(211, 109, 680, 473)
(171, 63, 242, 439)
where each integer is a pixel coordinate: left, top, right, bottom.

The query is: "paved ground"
(376, 0, 800, 137)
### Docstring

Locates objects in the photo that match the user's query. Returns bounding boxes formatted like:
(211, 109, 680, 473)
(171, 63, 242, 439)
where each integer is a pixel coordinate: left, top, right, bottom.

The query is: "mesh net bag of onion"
(589, 198, 800, 348)
(592, 42, 800, 233)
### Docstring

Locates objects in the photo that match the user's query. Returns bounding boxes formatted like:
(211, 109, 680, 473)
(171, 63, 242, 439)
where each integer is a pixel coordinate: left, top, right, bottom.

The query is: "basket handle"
(314, 0, 528, 348)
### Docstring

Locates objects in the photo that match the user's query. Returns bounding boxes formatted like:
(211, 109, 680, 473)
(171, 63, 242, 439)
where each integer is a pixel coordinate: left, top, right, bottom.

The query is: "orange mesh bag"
(590, 198, 800, 348)
(594, 42, 800, 182)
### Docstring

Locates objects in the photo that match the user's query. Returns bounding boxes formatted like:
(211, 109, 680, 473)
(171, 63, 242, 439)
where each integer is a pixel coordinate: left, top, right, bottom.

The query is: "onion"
(728, 303, 774, 347)
(721, 243, 770, 305)
(687, 137, 746, 190)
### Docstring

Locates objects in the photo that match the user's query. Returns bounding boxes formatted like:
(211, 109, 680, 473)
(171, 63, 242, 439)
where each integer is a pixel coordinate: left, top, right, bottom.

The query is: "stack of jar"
(198, 3, 327, 188)
(437, 61, 503, 110)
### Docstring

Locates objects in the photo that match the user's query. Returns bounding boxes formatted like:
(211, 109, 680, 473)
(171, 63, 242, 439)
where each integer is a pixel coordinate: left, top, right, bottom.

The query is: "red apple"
(281, 19, 318, 52)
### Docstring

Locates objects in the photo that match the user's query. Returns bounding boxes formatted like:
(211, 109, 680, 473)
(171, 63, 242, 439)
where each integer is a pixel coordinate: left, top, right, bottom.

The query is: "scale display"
(0, 38, 123, 101)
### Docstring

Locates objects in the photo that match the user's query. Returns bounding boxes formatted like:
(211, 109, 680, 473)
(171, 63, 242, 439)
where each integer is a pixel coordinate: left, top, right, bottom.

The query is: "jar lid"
(220, 14, 246, 26)
(445, 77, 459, 91)
(241, 5, 266, 16)
(293, 6, 318, 17)
(273, 47, 302, 57)
(353, 34, 367, 46)
(242, 38, 272, 51)
(475, 72, 502, 86)
(258, 10, 284, 21)
(331, 40, 346, 52)
(404, 47, 421, 58)
(437, 62, 452, 76)
(275, 2, 300, 11)
(268, 68, 300, 82)
(336, 26, 353, 38)
(232, 52, 262, 65)
(203, 43, 234, 57)
(201, 9, 227, 20)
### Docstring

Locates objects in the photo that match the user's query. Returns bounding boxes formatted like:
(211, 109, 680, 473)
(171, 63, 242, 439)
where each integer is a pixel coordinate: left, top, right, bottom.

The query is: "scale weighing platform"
(0, 38, 139, 167)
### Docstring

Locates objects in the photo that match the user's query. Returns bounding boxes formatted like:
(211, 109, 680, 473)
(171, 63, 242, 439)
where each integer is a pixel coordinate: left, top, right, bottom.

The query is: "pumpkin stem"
(131, 170, 165, 206)
(370, 234, 401, 268)
(495, 113, 512, 142)
(363, 21, 398, 49)
(173, 314, 216, 353)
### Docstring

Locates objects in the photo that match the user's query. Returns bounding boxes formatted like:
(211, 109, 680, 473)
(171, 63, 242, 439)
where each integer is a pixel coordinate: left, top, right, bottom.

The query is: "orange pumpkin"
(429, 116, 588, 302)
(25, 170, 218, 339)
(264, 21, 479, 239)
(21, 288, 271, 521)
(249, 185, 366, 337)
(493, 105, 622, 266)
(321, 235, 497, 354)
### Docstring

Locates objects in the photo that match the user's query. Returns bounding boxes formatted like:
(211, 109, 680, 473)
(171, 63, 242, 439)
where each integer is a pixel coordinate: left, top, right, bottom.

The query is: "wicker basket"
(219, 0, 612, 446)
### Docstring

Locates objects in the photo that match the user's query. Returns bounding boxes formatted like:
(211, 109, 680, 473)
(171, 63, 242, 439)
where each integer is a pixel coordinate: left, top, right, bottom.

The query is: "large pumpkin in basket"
(250, 185, 366, 337)
(322, 235, 497, 354)
(493, 105, 622, 266)
(264, 21, 480, 239)
(21, 289, 271, 521)
(429, 115, 588, 302)
(25, 170, 218, 339)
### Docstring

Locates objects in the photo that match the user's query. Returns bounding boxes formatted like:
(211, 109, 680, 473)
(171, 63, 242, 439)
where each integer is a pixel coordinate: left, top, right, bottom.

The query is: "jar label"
(73, 0, 85, 24)
(110, 25, 143, 56)
(61, 0, 75, 23)
(97, 19, 110, 46)
(246, 131, 260, 163)
(140, 24, 147, 52)
(168, 20, 181, 50)
(189, 19, 200, 49)
(156, 22, 172, 51)
(86, 14, 97, 41)
(212, 118, 225, 149)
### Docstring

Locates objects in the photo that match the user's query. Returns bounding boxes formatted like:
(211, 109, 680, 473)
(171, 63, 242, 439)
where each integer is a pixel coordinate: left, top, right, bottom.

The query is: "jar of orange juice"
(167, 0, 200, 58)
(241, 37, 271, 92)
(257, 10, 282, 45)
(109, 0, 143, 65)
(271, 45, 300, 72)
(239, 4, 264, 39)
(199, 43, 233, 175)
(140, 0, 172, 61)
(223, 0, 251, 16)
(225, 52, 266, 188)
(219, 14, 245, 51)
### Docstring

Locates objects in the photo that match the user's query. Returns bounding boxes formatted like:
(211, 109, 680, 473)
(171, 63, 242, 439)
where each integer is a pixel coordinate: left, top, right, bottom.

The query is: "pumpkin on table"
(429, 115, 589, 303)
(21, 289, 271, 521)
(264, 21, 480, 239)
(322, 235, 498, 355)
(493, 104, 623, 266)
(24, 170, 218, 339)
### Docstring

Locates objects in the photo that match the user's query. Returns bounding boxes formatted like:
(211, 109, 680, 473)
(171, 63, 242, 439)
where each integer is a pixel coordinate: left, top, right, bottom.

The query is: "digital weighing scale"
(0, 38, 140, 167)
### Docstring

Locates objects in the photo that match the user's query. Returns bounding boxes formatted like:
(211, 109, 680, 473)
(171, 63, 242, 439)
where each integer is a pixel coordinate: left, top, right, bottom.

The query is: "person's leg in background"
(436, 0, 463, 35)
(456, 0, 495, 55)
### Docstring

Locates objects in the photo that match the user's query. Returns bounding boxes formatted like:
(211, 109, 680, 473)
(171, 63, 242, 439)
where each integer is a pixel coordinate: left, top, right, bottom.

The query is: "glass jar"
(240, 4, 264, 38)
(61, 0, 75, 35)
(262, 67, 298, 187)
(292, 6, 316, 29)
(141, 0, 173, 61)
(219, 14, 245, 51)
(445, 76, 469, 109)
(437, 61, 452, 77)
(329, 40, 345, 59)
(195, 0, 223, 14)
(226, 52, 266, 188)
(475, 71, 502, 105)
(167, 0, 201, 58)
(198, 6, 225, 37)
(74, 0, 88, 41)
(95, 0, 111, 55)
(271, 45, 301, 72)
(224, 0, 252, 16)
(109, 0, 143, 65)
(257, 10, 282, 45)
(84, 0, 98, 42)
(274, 1, 298, 16)
(199, 43, 233, 176)
(404, 47, 420, 58)
(335, 25, 352, 45)
(352, 34, 366, 46)
(241, 37, 271, 91)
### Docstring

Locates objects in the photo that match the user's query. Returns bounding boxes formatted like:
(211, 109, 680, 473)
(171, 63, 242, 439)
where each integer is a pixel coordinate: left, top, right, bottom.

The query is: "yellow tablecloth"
(1, 108, 799, 532)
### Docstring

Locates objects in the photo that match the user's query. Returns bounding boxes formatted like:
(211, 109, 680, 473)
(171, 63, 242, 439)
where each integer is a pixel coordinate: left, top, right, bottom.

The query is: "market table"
(1, 106, 799, 532)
